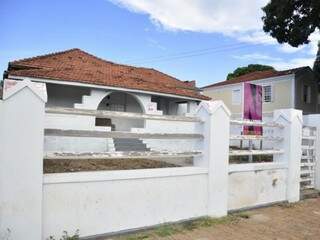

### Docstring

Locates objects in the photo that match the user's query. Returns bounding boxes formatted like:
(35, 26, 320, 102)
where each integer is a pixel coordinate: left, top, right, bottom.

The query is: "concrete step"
(113, 138, 150, 152)
(300, 189, 320, 200)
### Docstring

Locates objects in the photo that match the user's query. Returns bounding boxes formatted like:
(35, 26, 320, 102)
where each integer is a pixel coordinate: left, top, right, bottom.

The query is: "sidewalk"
(108, 198, 320, 240)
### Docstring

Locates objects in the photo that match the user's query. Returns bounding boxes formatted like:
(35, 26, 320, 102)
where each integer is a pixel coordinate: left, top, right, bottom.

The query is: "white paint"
(228, 167, 287, 210)
(195, 101, 231, 217)
(274, 109, 303, 202)
(0, 80, 46, 240)
(42, 167, 208, 238)
(303, 114, 320, 191)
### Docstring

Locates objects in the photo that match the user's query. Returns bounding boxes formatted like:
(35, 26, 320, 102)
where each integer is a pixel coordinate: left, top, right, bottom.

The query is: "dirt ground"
(106, 198, 320, 240)
(44, 159, 179, 173)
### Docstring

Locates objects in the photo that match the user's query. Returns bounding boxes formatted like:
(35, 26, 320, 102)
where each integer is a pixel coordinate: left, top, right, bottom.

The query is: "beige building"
(202, 67, 319, 117)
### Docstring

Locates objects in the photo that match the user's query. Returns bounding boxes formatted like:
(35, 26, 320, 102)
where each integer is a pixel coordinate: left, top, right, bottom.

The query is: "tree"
(262, 0, 320, 47)
(314, 41, 320, 77)
(227, 64, 275, 80)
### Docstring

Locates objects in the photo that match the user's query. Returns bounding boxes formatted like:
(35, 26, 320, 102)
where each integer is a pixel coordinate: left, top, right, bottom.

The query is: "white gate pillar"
(0, 79, 47, 240)
(195, 101, 231, 217)
(274, 109, 302, 202)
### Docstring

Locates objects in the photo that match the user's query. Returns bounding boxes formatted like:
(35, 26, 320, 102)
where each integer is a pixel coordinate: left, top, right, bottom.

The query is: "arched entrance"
(96, 91, 145, 131)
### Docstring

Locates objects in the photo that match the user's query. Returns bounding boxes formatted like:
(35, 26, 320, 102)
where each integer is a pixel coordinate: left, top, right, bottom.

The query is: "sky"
(0, 0, 319, 87)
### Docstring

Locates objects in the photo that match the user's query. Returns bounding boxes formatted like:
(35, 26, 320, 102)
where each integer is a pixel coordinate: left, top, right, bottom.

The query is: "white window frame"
(232, 88, 241, 105)
(262, 84, 273, 103)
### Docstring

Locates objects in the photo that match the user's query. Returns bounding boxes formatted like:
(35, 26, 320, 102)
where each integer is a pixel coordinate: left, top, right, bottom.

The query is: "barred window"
(263, 85, 272, 103)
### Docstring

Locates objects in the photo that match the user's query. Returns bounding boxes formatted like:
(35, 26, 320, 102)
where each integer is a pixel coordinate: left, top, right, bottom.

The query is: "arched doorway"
(96, 91, 145, 131)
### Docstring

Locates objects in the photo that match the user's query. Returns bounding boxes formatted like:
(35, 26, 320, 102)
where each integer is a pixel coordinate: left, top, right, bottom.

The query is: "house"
(4, 48, 208, 153)
(202, 67, 319, 118)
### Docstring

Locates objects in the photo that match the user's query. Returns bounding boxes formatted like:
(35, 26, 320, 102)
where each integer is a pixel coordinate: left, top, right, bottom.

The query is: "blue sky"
(1, 0, 319, 87)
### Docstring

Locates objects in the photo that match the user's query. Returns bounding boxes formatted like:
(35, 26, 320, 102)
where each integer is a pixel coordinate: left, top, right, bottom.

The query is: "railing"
(46, 107, 203, 122)
(44, 107, 203, 160)
(229, 119, 284, 158)
(300, 126, 317, 189)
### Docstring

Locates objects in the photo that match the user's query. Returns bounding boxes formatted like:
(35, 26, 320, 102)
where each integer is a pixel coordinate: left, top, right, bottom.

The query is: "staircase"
(113, 138, 150, 152)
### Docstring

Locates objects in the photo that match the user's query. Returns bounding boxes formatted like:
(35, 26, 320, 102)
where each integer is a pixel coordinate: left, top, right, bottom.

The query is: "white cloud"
(270, 57, 315, 70)
(111, 0, 269, 34)
(233, 53, 281, 62)
(111, 0, 320, 70)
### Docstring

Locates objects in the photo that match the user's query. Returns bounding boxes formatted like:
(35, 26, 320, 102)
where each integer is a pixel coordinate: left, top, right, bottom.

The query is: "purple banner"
(243, 83, 262, 135)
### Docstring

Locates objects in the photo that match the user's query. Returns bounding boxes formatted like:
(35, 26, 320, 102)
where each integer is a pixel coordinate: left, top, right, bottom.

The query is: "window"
(232, 89, 241, 105)
(303, 85, 311, 103)
(263, 85, 272, 103)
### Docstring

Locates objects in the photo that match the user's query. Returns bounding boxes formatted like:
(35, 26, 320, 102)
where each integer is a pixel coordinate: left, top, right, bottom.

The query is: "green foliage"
(227, 64, 274, 80)
(154, 224, 182, 237)
(262, 0, 320, 47)
(47, 230, 80, 240)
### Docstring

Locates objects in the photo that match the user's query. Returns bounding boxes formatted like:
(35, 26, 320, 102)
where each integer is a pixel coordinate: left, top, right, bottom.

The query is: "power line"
(124, 42, 248, 63)
(125, 40, 272, 65)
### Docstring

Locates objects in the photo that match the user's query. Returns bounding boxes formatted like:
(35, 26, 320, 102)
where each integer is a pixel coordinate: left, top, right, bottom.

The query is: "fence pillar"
(274, 109, 302, 203)
(195, 101, 231, 217)
(0, 80, 47, 240)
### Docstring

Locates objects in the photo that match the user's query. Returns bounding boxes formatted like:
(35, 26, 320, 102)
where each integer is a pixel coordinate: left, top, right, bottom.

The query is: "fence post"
(195, 101, 231, 217)
(274, 109, 302, 203)
(0, 80, 47, 240)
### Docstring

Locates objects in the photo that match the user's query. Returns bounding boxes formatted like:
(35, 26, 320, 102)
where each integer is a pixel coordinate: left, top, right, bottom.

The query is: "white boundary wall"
(228, 163, 287, 210)
(0, 79, 303, 240)
(43, 167, 208, 237)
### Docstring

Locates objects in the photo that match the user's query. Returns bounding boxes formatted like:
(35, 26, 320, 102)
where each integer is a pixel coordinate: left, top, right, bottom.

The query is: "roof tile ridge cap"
(10, 48, 81, 64)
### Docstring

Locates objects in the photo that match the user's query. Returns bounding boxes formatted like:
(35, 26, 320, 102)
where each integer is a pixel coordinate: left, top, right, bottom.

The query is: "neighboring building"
(202, 67, 319, 117)
(4, 48, 208, 153)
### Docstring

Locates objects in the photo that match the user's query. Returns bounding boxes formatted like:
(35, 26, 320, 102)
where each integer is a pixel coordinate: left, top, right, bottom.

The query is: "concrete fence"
(0, 80, 305, 239)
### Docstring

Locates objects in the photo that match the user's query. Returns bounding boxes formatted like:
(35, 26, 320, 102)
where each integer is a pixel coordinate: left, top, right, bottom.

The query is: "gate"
(300, 126, 317, 190)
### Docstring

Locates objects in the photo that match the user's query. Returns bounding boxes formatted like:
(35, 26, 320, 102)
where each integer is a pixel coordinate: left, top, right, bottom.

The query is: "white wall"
(44, 114, 109, 152)
(0, 81, 46, 240)
(137, 120, 202, 152)
(42, 167, 208, 239)
(228, 163, 287, 210)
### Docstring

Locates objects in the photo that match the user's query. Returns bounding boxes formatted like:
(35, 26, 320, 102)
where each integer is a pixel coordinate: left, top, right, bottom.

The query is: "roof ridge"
(10, 48, 81, 65)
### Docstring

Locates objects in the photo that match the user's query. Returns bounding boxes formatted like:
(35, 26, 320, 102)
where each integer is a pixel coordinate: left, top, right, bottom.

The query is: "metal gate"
(300, 126, 317, 190)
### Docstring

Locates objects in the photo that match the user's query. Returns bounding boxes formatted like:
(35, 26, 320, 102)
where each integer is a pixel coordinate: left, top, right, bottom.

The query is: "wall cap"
(3, 79, 47, 102)
(196, 100, 231, 116)
(273, 109, 303, 124)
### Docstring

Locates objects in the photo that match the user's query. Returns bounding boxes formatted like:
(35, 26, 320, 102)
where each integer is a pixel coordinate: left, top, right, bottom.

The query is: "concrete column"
(0, 79, 47, 240)
(195, 101, 231, 217)
(274, 109, 303, 202)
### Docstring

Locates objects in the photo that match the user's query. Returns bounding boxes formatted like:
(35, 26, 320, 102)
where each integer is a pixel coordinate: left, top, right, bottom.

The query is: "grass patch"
(120, 213, 251, 239)
(126, 234, 150, 240)
(154, 224, 182, 237)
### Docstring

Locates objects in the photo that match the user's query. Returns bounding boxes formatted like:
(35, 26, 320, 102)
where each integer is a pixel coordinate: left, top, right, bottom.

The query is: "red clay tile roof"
(202, 67, 309, 89)
(7, 48, 209, 100)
